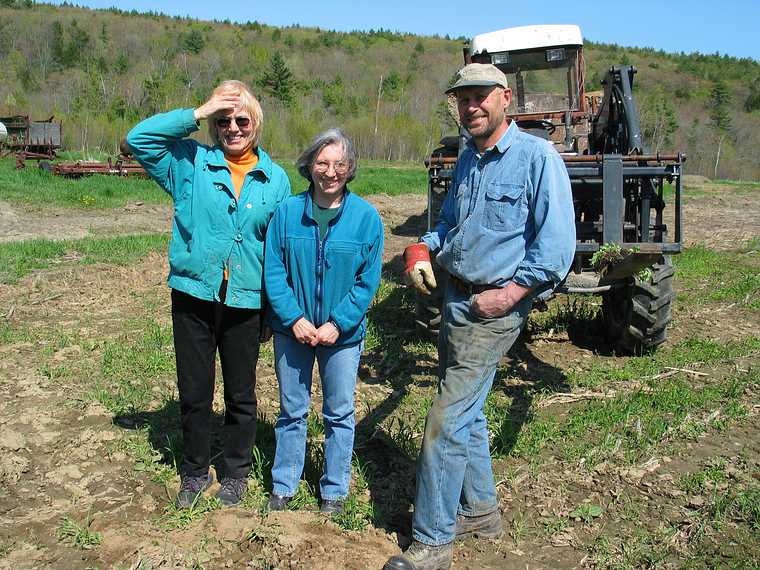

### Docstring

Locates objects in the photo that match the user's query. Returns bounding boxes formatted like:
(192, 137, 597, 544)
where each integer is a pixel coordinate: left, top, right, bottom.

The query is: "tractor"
(418, 25, 684, 353)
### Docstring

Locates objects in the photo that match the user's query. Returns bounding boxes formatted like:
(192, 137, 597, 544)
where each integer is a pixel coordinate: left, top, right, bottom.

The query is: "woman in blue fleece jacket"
(264, 128, 383, 514)
(126, 80, 290, 509)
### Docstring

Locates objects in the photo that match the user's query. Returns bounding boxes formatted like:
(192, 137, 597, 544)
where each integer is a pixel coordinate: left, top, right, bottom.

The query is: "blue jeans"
(412, 285, 530, 546)
(270, 332, 363, 500)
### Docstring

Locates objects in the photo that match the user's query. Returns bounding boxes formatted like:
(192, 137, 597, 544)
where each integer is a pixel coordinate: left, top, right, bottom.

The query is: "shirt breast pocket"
(483, 182, 528, 231)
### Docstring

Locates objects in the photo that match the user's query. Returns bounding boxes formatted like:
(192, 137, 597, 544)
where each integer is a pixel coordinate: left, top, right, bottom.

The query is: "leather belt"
(448, 273, 499, 295)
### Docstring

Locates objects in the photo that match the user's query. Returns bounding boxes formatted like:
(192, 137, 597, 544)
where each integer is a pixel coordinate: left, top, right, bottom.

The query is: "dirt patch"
(0, 181, 758, 568)
(0, 200, 172, 243)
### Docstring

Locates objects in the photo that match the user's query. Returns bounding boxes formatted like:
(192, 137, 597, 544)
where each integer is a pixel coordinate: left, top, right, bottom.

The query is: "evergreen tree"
(745, 76, 760, 113)
(709, 79, 732, 132)
(259, 51, 294, 106)
(179, 28, 205, 54)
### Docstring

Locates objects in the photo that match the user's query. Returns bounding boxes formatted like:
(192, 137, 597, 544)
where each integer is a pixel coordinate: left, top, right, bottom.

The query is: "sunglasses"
(215, 116, 251, 128)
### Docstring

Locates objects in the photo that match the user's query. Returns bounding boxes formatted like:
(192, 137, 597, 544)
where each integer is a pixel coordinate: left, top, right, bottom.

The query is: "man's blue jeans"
(270, 332, 363, 501)
(412, 285, 530, 546)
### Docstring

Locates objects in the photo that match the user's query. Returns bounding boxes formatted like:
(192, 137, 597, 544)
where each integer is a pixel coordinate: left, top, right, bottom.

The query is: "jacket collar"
(204, 146, 273, 181)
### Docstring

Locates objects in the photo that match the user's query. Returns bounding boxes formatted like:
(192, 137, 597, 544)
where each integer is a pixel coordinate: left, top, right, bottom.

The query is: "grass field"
(0, 156, 427, 210)
(0, 166, 758, 568)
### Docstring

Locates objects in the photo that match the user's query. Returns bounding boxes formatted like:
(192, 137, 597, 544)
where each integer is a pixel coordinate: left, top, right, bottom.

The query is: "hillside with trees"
(2, 1, 759, 180)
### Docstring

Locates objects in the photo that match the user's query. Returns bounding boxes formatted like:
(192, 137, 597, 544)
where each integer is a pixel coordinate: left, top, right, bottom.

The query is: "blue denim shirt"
(422, 121, 575, 289)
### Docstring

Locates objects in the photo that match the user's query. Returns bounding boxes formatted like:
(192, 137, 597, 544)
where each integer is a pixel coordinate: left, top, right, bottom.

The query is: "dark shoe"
(320, 498, 344, 515)
(455, 509, 503, 540)
(217, 477, 247, 507)
(267, 493, 293, 511)
(175, 472, 212, 508)
(383, 540, 453, 570)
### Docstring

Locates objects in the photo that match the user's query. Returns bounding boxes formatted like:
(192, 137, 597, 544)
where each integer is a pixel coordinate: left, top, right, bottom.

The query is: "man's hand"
(471, 282, 532, 318)
(292, 317, 318, 346)
(403, 243, 437, 295)
(315, 321, 340, 346)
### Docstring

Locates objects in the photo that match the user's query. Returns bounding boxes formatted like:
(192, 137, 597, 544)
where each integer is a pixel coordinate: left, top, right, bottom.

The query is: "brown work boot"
(455, 509, 503, 540)
(383, 540, 453, 570)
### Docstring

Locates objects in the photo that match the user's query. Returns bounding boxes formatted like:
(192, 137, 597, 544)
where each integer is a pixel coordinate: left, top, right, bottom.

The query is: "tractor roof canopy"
(466, 25, 586, 116)
(470, 25, 583, 55)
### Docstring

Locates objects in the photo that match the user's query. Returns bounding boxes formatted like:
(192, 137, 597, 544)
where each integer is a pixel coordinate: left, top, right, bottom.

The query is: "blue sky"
(46, 0, 758, 60)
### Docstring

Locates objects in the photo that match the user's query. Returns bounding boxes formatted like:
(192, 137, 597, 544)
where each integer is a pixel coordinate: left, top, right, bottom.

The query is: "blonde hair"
(207, 80, 264, 148)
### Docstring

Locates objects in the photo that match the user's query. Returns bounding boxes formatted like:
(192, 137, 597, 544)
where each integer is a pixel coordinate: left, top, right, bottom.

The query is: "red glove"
(403, 243, 438, 295)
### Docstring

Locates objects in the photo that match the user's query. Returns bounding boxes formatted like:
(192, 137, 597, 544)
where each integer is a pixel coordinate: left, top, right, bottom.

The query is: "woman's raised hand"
(193, 90, 241, 121)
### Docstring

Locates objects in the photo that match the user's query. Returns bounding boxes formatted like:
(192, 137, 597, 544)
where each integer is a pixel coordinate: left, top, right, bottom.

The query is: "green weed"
(542, 515, 569, 537)
(509, 511, 528, 544)
(331, 493, 374, 531)
(91, 320, 175, 415)
(160, 495, 221, 530)
(114, 429, 178, 487)
(383, 414, 422, 458)
(675, 243, 760, 309)
(590, 243, 624, 269)
(569, 503, 604, 525)
(587, 527, 674, 569)
(0, 322, 32, 345)
(528, 295, 600, 336)
(286, 481, 319, 511)
(306, 411, 325, 438)
(37, 362, 73, 381)
(56, 514, 102, 549)
(494, 345, 759, 463)
(331, 454, 375, 530)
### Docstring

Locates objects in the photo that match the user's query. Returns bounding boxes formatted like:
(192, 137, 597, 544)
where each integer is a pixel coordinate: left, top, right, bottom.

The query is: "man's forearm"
(470, 280, 533, 318)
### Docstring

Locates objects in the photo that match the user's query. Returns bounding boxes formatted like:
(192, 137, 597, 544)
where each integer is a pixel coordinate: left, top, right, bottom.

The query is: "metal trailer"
(0, 115, 62, 159)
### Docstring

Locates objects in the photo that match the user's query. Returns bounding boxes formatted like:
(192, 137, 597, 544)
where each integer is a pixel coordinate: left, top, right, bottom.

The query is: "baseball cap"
(445, 63, 509, 94)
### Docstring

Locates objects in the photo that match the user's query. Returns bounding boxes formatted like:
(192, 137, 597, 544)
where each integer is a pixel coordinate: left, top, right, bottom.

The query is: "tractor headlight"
(545, 48, 566, 62)
(491, 52, 510, 65)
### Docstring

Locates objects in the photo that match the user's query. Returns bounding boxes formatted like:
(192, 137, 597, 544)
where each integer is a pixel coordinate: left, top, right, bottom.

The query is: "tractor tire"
(414, 263, 445, 338)
(602, 256, 674, 354)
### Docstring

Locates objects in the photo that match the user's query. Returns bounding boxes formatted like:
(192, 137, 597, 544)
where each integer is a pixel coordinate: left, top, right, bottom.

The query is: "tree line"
(1, 2, 759, 180)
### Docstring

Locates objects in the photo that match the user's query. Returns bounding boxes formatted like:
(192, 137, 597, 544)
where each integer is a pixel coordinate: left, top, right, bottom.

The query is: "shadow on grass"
(489, 334, 570, 457)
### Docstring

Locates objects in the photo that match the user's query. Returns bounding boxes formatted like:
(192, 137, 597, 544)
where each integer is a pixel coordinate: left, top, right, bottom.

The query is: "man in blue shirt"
(385, 64, 575, 570)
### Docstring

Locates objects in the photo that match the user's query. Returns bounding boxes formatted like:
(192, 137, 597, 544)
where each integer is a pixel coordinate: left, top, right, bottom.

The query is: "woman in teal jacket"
(264, 129, 383, 514)
(127, 80, 290, 508)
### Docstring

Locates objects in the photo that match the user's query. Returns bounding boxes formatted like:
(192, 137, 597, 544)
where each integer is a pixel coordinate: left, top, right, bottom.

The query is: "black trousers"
(171, 287, 261, 479)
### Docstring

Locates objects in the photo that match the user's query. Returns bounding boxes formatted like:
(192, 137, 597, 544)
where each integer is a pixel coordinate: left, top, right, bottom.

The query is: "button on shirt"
(422, 120, 576, 289)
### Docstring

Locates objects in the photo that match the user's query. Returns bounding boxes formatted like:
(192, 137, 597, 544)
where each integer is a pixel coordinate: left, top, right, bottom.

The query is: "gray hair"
(296, 128, 357, 184)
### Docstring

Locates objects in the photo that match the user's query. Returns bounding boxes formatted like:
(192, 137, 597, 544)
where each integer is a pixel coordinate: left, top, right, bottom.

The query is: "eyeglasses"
(215, 116, 251, 128)
(313, 160, 349, 175)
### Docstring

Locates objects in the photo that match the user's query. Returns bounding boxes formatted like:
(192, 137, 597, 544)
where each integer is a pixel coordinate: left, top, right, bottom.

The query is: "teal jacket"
(264, 188, 384, 346)
(126, 109, 291, 308)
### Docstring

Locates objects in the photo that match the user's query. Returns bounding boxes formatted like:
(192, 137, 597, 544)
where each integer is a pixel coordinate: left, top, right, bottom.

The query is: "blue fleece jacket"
(264, 188, 384, 346)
